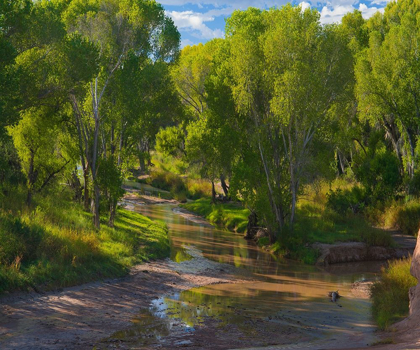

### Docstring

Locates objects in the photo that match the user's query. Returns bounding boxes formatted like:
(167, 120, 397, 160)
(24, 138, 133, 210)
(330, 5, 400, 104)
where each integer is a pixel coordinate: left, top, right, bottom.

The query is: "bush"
(326, 187, 366, 214)
(384, 201, 420, 236)
(371, 258, 417, 329)
(354, 148, 401, 201)
(147, 169, 186, 193)
(147, 169, 212, 200)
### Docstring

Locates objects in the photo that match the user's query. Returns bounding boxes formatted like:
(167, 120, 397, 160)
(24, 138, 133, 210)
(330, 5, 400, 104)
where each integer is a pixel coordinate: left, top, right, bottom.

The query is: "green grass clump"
(382, 201, 420, 236)
(294, 204, 394, 247)
(144, 169, 211, 201)
(0, 191, 169, 295)
(371, 257, 417, 329)
(181, 198, 249, 233)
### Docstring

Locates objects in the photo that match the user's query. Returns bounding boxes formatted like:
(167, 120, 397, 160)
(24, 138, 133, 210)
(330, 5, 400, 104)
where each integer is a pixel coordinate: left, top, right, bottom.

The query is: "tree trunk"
(109, 198, 117, 228)
(211, 180, 216, 204)
(93, 183, 100, 229)
(70, 168, 82, 202)
(139, 155, 146, 172)
(83, 166, 90, 211)
(26, 150, 37, 207)
(245, 211, 258, 240)
(26, 190, 33, 207)
(220, 174, 229, 198)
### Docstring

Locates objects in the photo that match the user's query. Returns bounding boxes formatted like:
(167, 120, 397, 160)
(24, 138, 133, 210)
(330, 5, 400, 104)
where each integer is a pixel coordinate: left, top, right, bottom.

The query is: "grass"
(371, 257, 417, 329)
(180, 198, 249, 233)
(0, 189, 169, 294)
(380, 200, 420, 236)
(294, 203, 395, 247)
(141, 169, 212, 202)
(124, 179, 173, 200)
(181, 185, 395, 265)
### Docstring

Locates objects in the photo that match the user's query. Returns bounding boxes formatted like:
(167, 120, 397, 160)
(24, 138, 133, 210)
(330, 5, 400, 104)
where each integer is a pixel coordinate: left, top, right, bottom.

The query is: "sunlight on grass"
(0, 191, 169, 294)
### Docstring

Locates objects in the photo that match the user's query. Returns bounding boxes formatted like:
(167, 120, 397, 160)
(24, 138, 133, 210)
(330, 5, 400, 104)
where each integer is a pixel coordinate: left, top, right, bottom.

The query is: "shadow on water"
(114, 203, 384, 348)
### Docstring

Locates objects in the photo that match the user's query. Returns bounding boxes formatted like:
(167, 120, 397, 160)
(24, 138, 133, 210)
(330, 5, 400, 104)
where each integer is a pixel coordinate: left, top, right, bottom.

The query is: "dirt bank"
(0, 247, 253, 350)
(313, 240, 415, 266)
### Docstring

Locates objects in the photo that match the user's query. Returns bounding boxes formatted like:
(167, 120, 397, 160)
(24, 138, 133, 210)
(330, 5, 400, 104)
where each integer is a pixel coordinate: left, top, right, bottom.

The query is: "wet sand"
(0, 247, 252, 350)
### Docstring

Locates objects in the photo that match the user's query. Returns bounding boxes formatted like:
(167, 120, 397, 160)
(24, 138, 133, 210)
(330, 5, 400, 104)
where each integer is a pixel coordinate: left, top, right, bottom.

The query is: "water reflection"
(129, 203, 383, 348)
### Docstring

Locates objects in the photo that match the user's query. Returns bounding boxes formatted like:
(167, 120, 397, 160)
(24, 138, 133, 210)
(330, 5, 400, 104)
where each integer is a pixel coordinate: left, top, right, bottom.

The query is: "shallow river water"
(125, 202, 384, 349)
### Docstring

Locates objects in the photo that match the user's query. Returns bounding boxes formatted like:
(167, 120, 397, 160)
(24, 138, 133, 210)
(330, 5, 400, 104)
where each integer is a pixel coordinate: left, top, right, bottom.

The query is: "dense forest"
(1, 0, 420, 328)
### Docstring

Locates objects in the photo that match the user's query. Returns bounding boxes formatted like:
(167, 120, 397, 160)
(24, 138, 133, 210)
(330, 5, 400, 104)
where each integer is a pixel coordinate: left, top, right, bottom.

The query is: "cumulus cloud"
(320, 2, 383, 23)
(299, 1, 312, 11)
(167, 10, 225, 40)
(163, 0, 387, 45)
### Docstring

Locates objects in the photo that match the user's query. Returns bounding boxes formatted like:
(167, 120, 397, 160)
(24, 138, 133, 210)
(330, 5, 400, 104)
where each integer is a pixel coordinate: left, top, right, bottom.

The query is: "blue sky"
(160, 0, 390, 47)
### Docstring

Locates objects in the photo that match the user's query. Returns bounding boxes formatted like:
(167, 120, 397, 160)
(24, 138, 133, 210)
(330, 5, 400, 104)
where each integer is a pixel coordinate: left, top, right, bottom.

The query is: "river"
(123, 201, 384, 349)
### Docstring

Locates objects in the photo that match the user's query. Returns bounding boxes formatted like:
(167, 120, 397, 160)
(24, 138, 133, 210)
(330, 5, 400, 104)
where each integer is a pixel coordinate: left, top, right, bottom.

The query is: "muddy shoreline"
(0, 247, 253, 350)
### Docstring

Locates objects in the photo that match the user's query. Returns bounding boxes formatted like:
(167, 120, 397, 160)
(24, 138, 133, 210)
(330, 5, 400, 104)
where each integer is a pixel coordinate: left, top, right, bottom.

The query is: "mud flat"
(0, 247, 252, 350)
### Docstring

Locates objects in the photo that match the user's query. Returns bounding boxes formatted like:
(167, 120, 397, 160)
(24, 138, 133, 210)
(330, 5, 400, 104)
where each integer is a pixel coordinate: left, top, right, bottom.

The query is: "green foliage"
(155, 126, 185, 157)
(0, 190, 169, 294)
(354, 146, 402, 201)
(383, 201, 420, 236)
(371, 258, 417, 329)
(181, 198, 250, 233)
(326, 187, 366, 214)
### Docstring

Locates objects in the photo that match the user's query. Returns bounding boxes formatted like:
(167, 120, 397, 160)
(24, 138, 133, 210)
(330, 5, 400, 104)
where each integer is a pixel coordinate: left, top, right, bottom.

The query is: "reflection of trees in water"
(110, 310, 170, 344)
(161, 287, 301, 329)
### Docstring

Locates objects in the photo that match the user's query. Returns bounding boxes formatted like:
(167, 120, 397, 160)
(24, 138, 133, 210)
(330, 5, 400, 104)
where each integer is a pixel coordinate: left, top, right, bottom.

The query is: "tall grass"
(371, 258, 417, 329)
(381, 201, 420, 236)
(0, 189, 169, 294)
(181, 198, 249, 233)
(145, 169, 211, 201)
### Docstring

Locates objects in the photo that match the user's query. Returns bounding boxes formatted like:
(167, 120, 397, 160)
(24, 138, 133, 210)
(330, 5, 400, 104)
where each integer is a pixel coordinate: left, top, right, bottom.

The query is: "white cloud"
(299, 1, 312, 11)
(167, 10, 225, 40)
(181, 38, 195, 48)
(320, 3, 383, 23)
(358, 3, 384, 18)
(163, 1, 387, 45)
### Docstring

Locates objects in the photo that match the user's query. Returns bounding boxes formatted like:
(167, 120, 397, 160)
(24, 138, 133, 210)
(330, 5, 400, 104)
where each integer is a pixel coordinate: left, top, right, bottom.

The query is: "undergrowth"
(180, 198, 249, 233)
(143, 169, 211, 201)
(0, 189, 169, 294)
(371, 257, 417, 329)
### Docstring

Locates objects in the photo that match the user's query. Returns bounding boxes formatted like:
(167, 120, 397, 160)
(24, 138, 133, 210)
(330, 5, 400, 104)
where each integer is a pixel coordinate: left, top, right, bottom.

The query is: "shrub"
(371, 258, 417, 329)
(384, 202, 420, 236)
(0, 213, 43, 265)
(326, 187, 366, 214)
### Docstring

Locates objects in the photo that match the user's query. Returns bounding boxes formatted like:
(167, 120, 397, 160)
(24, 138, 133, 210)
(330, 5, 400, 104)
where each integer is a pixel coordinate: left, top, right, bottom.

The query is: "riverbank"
(0, 246, 253, 350)
(180, 198, 404, 264)
(0, 193, 170, 295)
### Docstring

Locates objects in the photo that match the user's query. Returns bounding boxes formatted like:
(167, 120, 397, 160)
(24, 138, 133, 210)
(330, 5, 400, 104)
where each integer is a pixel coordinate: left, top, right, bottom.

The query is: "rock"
(408, 231, 420, 318)
(313, 242, 411, 265)
(255, 228, 269, 240)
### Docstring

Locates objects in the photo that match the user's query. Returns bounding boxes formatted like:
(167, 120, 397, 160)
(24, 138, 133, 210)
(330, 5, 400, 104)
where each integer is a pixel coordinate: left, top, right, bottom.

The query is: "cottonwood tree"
(172, 39, 238, 197)
(355, 0, 420, 179)
(62, 0, 180, 228)
(226, 5, 352, 240)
